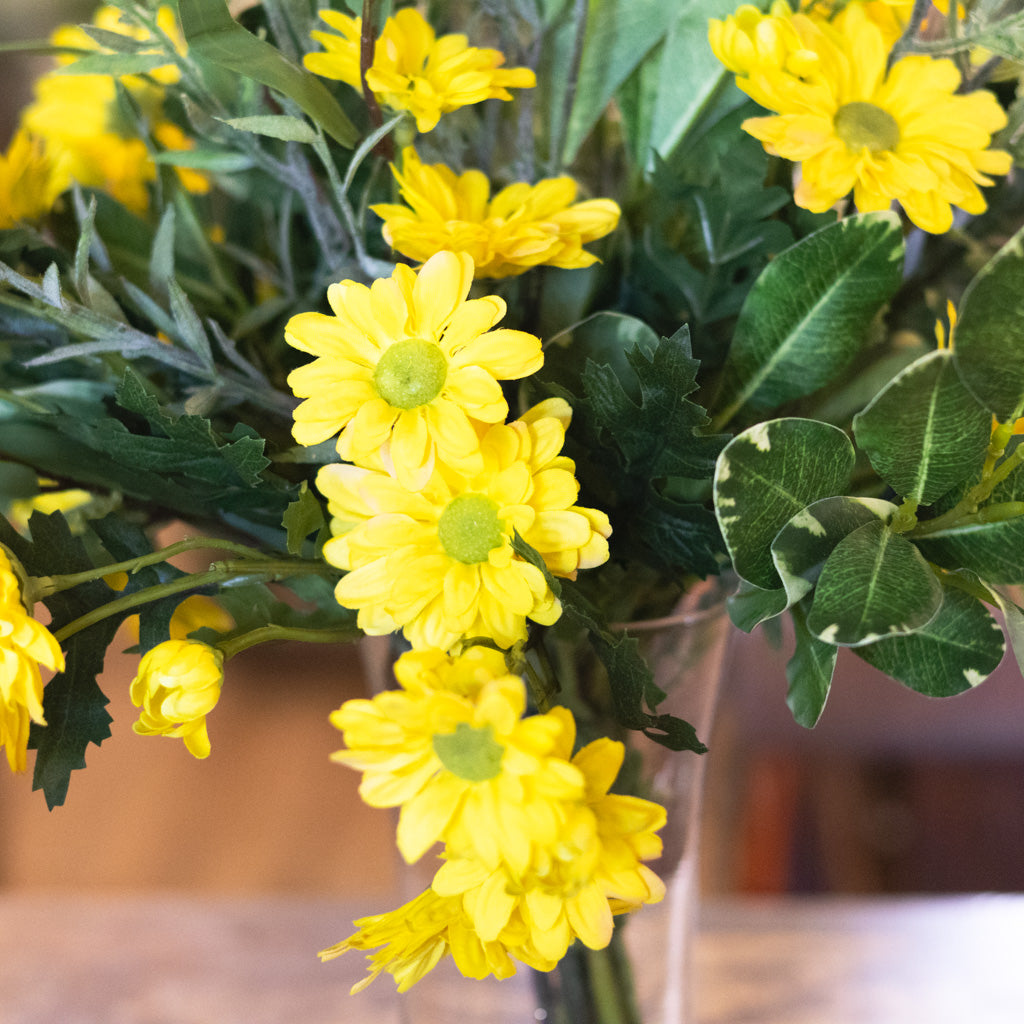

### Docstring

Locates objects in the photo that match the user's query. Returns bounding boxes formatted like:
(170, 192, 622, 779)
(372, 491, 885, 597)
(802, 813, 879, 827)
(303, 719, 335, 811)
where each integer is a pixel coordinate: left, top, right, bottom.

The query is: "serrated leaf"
(219, 114, 318, 143)
(714, 418, 855, 590)
(771, 496, 897, 607)
(283, 481, 325, 555)
(854, 585, 1005, 696)
(807, 520, 942, 646)
(853, 350, 991, 505)
(579, 324, 727, 480)
(714, 212, 904, 423)
(953, 221, 1024, 420)
(726, 578, 788, 633)
(178, 0, 357, 148)
(785, 601, 837, 728)
(631, 491, 724, 577)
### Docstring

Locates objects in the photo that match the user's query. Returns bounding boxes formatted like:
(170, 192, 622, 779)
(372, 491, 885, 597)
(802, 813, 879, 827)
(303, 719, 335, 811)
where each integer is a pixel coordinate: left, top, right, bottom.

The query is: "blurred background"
(3, 1, 1024, 904)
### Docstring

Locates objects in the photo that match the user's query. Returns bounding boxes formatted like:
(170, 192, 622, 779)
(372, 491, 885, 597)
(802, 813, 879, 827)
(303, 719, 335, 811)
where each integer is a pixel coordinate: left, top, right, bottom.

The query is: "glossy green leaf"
(786, 602, 837, 728)
(714, 212, 904, 423)
(807, 520, 942, 646)
(853, 350, 991, 505)
(714, 418, 855, 590)
(726, 578, 788, 633)
(854, 585, 1005, 696)
(953, 207, 1024, 420)
(178, 0, 358, 148)
(771, 496, 896, 607)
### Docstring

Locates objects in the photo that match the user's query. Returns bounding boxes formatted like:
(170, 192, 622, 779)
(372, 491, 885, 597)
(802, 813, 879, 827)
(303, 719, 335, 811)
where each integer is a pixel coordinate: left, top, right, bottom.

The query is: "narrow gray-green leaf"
(953, 221, 1024, 420)
(714, 417, 855, 590)
(714, 212, 904, 425)
(167, 279, 213, 367)
(73, 195, 99, 306)
(807, 520, 942, 646)
(852, 349, 991, 505)
(178, 0, 358, 148)
(854, 585, 1005, 696)
(150, 149, 255, 172)
(42, 263, 63, 309)
(149, 204, 176, 293)
(218, 114, 318, 143)
(53, 51, 171, 76)
(786, 601, 837, 728)
(772, 496, 896, 607)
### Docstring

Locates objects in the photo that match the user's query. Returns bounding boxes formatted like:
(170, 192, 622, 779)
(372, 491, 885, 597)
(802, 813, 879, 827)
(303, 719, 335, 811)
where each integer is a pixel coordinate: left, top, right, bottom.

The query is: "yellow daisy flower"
(285, 251, 543, 491)
(370, 147, 621, 279)
(303, 7, 536, 133)
(129, 638, 224, 758)
(0, 128, 66, 229)
(708, 2, 821, 78)
(727, 3, 1012, 233)
(315, 397, 612, 651)
(1, 547, 65, 774)
(329, 646, 585, 867)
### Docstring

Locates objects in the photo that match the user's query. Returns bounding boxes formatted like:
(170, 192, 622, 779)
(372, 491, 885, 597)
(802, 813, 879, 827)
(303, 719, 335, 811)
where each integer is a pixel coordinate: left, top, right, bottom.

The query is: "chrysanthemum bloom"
(315, 398, 612, 650)
(303, 7, 536, 133)
(721, 3, 1012, 233)
(370, 148, 621, 279)
(1, 547, 65, 773)
(285, 251, 543, 490)
(0, 128, 66, 229)
(130, 638, 224, 758)
(708, 1, 821, 77)
(330, 646, 585, 866)
(435, 733, 667, 962)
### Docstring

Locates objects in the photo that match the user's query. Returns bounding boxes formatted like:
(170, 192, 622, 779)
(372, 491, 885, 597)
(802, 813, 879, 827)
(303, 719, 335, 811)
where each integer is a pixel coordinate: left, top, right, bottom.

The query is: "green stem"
(29, 536, 277, 600)
(217, 623, 361, 660)
(52, 560, 333, 644)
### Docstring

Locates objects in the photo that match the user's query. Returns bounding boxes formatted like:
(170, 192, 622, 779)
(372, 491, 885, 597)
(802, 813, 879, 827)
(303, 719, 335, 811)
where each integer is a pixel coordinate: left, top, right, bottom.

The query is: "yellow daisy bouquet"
(4, 0, 1024, 1020)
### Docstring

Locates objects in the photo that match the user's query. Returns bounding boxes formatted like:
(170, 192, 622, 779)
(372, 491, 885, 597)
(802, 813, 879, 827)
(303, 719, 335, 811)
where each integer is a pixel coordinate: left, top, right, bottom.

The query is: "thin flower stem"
(217, 623, 361, 660)
(360, 0, 394, 161)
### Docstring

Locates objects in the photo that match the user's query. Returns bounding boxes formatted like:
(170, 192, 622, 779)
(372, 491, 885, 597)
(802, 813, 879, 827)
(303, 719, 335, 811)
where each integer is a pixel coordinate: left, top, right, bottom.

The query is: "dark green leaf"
(631, 490, 724, 577)
(807, 520, 942, 646)
(283, 481, 325, 555)
(726, 578, 788, 633)
(714, 418, 855, 590)
(785, 601, 837, 728)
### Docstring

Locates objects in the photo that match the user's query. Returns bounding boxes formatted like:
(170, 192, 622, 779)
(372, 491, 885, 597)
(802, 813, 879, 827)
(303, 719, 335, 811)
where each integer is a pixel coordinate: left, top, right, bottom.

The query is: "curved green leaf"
(855, 585, 1005, 696)
(852, 350, 991, 505)
(178, 0, 358, 148)
(726, 578, 788, 633)
(786, 601, 837, 728)
(771, 495, 896, 607)
(714, 212, 904, 423)
(953, 221, 1024, 420)
(807, 520, 942, 646)
(714, 418, 855, 590)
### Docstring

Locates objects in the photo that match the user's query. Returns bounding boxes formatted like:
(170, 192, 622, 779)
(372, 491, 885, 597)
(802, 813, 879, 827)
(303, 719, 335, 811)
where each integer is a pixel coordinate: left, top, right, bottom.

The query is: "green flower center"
(437, 494, 504, 564)
(834, 101, 900, 154)
(433, 722, 505, 782)
(374, 339, 448, 410)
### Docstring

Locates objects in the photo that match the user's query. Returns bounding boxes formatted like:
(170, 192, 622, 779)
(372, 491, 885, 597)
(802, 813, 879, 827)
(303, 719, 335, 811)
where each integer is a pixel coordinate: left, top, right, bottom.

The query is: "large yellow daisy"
(723, 3, 1011, 233)
(315, 398, 611, 651)
(370, 147, 621, 279)
(286, 251, 543, 491)
(303, 7, 536, 134)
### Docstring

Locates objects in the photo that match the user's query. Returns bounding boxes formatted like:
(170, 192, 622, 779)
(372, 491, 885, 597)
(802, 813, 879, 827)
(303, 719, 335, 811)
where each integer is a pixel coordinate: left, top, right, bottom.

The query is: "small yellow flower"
(303, 7, 536, 133)
(714, 2, 1012, 233)
(129, 639, 224, 758)
(5, 481, 94, 534)
(285, 251, 543, 490)
(708, 2, 820, 78)
(315, 398, 611, 651)
(330, 646, 585, 867)
(1, 547, 65, 773)
(0, 128, 65, 229)
(370, 147, 621, 279)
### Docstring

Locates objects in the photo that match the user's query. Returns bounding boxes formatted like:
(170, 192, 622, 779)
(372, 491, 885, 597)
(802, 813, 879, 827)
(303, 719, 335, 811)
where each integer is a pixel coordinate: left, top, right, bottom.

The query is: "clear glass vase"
(393, 577, 732, 1024)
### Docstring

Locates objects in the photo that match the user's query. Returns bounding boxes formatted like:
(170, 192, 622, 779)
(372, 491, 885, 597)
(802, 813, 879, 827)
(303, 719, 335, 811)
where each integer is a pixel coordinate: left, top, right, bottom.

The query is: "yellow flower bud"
(129, 639, 224, 759)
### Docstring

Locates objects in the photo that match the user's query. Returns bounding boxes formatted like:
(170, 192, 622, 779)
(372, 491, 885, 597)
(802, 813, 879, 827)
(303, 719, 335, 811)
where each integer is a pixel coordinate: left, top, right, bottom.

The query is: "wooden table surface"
(2, 893, 1022, 1024)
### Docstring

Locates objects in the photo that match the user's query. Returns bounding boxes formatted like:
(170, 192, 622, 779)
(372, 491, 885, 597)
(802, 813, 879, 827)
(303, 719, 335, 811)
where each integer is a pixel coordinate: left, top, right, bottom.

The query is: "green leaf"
(283, 481, 325, 555)
(806, 520, 942, 646)
(150, 149, 255, 172)
(714, 418, 855, 590)
(953, 221, 1024, 420)
(852, 350, 991, 505)
(854, 585, 1005, 696)
(218, 114, 318, 143)
(631, 491, 724, 577)
(150, 204, 176, 294)
(992, 587, 1024, 680)
(785, 601, 837, 728)
(771, 495, 896, 607)
(53, 52, 172, 76)
(178, 0, 358, 148)
(714, 212, 904, 423)
(726, 578, 788, 633)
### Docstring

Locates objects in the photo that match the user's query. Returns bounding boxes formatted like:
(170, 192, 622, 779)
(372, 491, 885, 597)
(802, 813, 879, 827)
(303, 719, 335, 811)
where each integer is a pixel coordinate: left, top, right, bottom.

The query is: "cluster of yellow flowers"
(319, 647, 666, 990)
(708, 0, 1011, 233)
